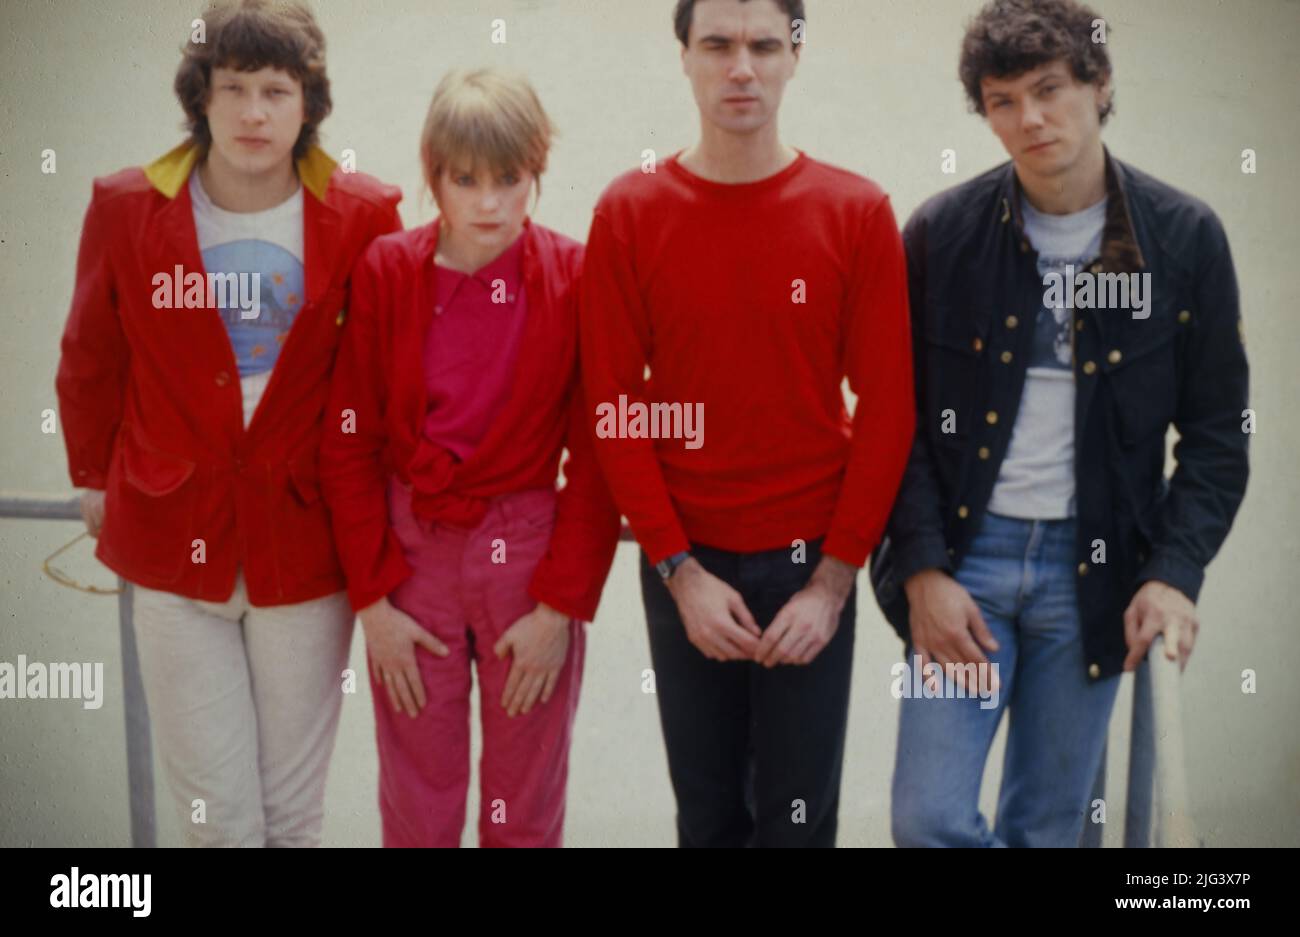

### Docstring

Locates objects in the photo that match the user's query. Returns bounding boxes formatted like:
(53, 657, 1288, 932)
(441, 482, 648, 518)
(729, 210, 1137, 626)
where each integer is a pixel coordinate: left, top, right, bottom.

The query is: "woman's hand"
(358, 596, 449, 717)
(494, 602, 572, 717)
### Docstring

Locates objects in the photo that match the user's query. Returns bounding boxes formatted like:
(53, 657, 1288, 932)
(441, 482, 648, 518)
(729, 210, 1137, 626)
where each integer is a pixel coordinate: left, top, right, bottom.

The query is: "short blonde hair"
(419, 68, 554, 205)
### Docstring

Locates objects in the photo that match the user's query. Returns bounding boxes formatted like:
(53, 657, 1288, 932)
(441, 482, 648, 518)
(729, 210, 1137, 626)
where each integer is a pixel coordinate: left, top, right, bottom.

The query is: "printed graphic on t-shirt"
(986, 195, 1102, 521)
(200, 240, 304, 377)
(1030, 251, 1081, 370)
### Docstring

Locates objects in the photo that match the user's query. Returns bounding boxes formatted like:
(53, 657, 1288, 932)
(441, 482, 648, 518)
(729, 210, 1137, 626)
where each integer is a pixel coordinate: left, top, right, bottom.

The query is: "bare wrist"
(534, 602, 570, 628)
(809, 555, 856, 606)
(903, 568, 948, 600)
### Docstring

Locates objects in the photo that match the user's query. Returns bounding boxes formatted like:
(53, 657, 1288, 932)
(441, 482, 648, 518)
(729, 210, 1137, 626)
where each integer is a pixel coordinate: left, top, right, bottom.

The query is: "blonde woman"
(321, 69, 620, 847)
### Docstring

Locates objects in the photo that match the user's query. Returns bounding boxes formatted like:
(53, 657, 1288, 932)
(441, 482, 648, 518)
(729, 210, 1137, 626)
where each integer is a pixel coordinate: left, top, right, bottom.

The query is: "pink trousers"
(374, 478, 585, 847)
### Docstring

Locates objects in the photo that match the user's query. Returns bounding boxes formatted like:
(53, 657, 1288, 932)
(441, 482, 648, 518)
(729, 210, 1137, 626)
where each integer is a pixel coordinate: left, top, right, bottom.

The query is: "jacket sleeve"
(821, 197, 916, 567)
(579, 210, 691, 566)
(883, 206, 956, 583)
(1135, 213, 1250, 603)
(56, 186, 128, 490)
(527, 378, 624, 623)
(320, 244, 413, 612)
(528, 249, 624, 622)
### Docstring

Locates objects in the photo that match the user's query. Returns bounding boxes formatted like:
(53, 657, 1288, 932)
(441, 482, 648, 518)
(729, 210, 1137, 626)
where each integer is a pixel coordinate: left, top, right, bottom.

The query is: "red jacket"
(320, 218, 621, 621)
(56, 141, 402, 605)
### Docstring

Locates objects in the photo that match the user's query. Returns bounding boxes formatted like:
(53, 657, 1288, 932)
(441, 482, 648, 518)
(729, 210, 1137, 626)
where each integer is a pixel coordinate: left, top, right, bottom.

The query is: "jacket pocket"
(121, 431, 196, 495)
(101, 429, 199, 583)
(288, 458, 322, 507)
(274, 455, 341, 583)
(922, 307, 987, 441)
(1107, 327, 1178, 447)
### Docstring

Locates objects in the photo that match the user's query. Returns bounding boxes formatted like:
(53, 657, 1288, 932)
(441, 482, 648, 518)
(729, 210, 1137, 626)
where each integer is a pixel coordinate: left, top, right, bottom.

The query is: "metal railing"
(1, 492, 155, 848)
(2, 491, 1190, 847)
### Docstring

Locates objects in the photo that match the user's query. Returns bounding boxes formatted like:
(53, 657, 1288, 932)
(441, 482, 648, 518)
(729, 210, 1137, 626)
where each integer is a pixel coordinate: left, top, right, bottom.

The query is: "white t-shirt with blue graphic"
(190, 171, 304, 428)
(987, 193, 1105, 520)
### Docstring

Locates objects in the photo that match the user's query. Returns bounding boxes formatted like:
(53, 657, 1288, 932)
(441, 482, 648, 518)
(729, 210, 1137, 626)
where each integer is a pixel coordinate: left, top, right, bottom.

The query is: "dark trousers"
(639, 537, 857, 847)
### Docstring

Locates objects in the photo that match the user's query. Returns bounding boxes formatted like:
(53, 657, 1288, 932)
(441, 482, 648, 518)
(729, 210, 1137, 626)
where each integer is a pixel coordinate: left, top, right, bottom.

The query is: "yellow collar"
(143, 140, 337, 202)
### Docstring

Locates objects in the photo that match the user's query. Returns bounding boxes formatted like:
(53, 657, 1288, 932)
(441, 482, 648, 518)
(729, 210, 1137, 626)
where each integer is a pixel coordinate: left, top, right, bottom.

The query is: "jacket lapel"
(300, 148, 342, 309)
(141, 140, 343, 441)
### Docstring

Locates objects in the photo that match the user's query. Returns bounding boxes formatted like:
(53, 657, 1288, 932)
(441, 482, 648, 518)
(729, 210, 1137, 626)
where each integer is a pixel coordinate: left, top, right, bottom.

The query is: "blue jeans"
(891, 512, 1121, 847)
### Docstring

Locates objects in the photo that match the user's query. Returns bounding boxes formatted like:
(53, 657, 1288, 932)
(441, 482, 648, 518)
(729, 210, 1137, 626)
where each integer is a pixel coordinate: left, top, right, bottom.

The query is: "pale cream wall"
(1, 0, 1296, 846)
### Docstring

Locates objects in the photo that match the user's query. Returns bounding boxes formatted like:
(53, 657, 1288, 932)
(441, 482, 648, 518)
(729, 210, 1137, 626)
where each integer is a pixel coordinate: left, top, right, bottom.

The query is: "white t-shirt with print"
(189, 170, 305, 428)
(986, 193, 1106, 520)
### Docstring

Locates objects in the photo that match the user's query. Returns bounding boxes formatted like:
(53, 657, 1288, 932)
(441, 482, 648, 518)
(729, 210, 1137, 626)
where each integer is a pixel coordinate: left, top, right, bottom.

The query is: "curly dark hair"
(673, 0, 807, 49)
(960, 0, 1114, 124)
(174, 0, 332, 160)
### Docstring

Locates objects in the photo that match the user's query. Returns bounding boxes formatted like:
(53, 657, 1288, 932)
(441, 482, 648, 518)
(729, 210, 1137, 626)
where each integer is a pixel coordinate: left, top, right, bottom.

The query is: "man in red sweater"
(580, 0, 914, 847)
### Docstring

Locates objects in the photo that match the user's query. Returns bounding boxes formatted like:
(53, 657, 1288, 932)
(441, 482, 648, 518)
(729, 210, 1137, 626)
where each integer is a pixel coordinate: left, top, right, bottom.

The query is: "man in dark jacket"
(871, 0, 1249, 847)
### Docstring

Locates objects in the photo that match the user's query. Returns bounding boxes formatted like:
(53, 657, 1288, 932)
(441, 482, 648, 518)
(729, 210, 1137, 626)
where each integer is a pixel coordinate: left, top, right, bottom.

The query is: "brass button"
(214, 371, 231, 387)
(985, 410, 998, 425)
(1020, 241, 1029, 253)
(1088, 663, 1101, 679)
(957, 505, 969, 519)
(1076, 319, 1085, 332)
(973, 337, 984, 352)
(1082, 360, 1096, 375)
(978, 446, 990, 460)
(1000, 350, 1013, 364)
(1089, 262, 1103, 274)
(1005, 315, 1019, 329)
(335, 308, 347, 326)
(1107, 349, 1122, 365)
(1178, 309, 1191, 324)
(1077, 561, 1089, 576)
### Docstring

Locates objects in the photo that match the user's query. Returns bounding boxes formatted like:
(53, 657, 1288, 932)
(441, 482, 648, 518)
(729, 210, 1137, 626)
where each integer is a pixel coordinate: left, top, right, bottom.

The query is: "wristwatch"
(655, 550, 692, 582)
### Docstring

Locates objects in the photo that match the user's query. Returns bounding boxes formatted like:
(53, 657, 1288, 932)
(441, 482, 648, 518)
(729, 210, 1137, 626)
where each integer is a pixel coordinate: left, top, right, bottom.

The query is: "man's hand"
(755, 555, 857, 667)
(358, 596, 450, 717)
(494, 602, 572, 717)
(904, 568, 1000, 693)
(665, 558, 761, 661)
(1123, 579, 1198, 672)
(80, 490, 106, 538)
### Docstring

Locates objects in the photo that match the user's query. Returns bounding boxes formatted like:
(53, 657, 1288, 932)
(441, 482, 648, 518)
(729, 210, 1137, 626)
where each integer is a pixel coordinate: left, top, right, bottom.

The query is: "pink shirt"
(422, 231, 528, 460)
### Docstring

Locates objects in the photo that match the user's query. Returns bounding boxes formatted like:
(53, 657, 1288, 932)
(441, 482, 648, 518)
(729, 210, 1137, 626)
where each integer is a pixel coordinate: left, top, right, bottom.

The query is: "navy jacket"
(870, 148, 1250, 680)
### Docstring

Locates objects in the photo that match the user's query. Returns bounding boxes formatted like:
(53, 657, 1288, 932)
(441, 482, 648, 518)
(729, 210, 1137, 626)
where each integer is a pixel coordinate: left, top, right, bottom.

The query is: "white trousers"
(131, 572, 354, 847)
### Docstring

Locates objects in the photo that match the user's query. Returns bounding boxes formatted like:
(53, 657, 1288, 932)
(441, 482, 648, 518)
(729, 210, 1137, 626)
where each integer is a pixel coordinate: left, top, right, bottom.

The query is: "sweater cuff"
(1135, 550, 1205, 604)
(639, 525, 692, 569)
(821, 527, 871, 568)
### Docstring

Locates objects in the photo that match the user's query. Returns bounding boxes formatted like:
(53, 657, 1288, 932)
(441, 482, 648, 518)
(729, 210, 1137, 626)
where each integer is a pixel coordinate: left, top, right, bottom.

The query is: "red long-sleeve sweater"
(579, 149, 914, 567)
(321, 218, 621, 620)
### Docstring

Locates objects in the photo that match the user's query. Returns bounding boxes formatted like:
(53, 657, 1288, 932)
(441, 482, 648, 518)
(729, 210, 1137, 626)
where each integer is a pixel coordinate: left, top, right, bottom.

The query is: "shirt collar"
(1000, 145, 1146, 274)
(142, 140, 336, 202)
(433, 219, 529, 293)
